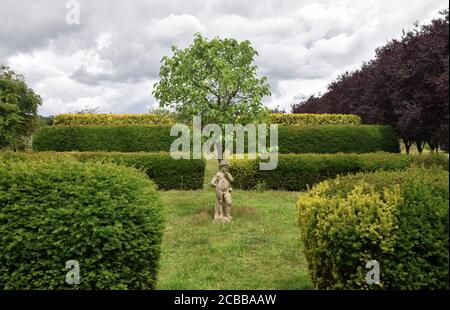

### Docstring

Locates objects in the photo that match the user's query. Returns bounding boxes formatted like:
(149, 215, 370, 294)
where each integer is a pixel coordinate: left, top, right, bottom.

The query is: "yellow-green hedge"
(268, 113, 361, 126)
(53, 114, 175, 126)
(298, 167, 449, 289)
(53, 113, 361, 126)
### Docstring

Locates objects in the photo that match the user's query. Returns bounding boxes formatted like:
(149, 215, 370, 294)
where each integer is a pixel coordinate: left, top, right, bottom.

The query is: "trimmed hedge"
(269, 113, 361, 126)
(33, 125, 174, 152)
(277, 125, 400, 153)
(298, 167, 449, 289)
(53, 113, 360, 127)
(229, 153, 448, 191)
(0, 151, 205, 190)
(33, 124, 399, 154)
(0, 158, 164, 289)
(54, 113, 175, 126)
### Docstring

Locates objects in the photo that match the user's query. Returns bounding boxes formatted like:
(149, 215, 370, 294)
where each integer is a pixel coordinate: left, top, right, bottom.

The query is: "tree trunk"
(428, 142, 438, 153)
(403, 139, 412, 154)
(415, 140, 425, 153)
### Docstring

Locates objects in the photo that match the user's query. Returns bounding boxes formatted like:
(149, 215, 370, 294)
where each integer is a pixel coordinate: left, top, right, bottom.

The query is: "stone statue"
(210, 160, 234, 222)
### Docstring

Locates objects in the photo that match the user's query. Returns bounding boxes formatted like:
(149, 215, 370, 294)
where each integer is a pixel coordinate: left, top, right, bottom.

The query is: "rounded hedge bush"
(298, 167, 449, 289)
(0, 158, 164, 289)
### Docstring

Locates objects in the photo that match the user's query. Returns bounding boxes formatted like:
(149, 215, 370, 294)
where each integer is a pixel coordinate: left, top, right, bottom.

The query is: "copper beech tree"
(293, 10, 449, 153)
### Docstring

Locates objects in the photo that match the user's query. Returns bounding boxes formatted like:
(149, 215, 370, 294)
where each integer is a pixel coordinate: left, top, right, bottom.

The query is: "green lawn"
(156, 160, 313, 290)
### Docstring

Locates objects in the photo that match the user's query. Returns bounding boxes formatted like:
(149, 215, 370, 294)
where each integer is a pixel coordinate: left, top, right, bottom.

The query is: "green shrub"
(269, 113, 362, 126)
(0, 158, 164, 289)
(278, 125, 400, 153)
(229, 153, 447, 191)
(53, 113, 175, 126)
(32, 125, 175, 152)
(33, 124, 399, 154)
(410, 153, 449, 170)
(0, 151, 205, 190)
(298, 167, 449, 289)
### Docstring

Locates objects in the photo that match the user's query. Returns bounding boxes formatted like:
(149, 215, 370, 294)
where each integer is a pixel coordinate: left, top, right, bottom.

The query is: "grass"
(156, 160, 313, 290)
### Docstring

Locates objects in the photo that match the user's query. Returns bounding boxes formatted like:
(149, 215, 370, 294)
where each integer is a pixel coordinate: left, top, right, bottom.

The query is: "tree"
(0, 66, 42, 150)
(152, 33, 271, 126)
(292, 9, 449, 153)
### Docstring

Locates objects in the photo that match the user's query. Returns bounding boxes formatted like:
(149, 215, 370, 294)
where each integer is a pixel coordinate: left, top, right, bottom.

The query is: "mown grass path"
(156, 160, 313, 290)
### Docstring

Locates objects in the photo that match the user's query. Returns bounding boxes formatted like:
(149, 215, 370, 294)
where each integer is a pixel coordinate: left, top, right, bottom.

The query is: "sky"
(0, 0, 448, 116)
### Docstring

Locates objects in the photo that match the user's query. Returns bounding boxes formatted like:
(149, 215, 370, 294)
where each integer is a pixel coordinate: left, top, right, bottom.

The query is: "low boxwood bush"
(0, 151, 205, 190)
(269, 113, 361, 126)
(54, 113, 175, 126)
(278, 125, 400, 153)
(298, 167, 449, 289)
(0, 158, 164, 289)
(229, 153, 448, 191)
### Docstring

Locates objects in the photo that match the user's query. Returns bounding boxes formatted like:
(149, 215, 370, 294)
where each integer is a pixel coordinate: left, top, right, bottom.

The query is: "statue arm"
(210, 174, 218, 187)
(226, 173, 234, 182)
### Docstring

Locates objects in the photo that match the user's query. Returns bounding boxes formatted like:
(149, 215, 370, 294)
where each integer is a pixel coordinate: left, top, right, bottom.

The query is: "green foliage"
(33, 124, 399, 154)
(52, 113, 362, 127)
(0, 158, 164, 289)
(153, 33, 271, 125)
(269, 113, 361, 126)
(32, 125, 176, 152)
(298, 167, 449, 289)
(410, 153, 449, 170)
(1, 151, 205, 190)
(229, 153, 447, 191)
(0, 66, 42, 149)
(278, 125, 400, 153)
(54, 114, 175, 126)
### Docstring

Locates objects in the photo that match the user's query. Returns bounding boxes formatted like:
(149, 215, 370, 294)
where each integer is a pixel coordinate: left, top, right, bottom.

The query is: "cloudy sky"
(0, 0, 447, 115)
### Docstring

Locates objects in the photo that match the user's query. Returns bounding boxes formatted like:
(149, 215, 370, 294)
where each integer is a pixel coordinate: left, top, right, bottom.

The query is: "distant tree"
(75, 106, 101, 114)
(0, 66, 42, 150)
(153, 33, 271, 126)
(270, 105, 286, 114)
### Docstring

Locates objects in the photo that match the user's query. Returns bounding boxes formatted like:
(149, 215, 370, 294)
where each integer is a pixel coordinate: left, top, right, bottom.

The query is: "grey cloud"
(0, 0, 447, 115)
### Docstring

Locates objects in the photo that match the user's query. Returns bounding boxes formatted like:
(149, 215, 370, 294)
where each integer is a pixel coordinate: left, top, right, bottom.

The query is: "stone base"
(213, 215, 232, 223)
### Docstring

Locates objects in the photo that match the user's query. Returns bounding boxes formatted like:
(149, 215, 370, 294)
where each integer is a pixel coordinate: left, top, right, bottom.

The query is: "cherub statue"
(210, 160, 234, 222)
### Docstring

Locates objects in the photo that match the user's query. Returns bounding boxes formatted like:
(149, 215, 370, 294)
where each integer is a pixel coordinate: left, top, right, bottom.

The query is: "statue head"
(219, 160, 229, 172)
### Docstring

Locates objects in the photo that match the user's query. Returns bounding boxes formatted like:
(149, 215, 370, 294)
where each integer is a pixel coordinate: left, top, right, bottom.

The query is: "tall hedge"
(298, 167, 449, 289)
(269, 113, 361, 125)
(0, 151, 205, 190)
(277, 125, 399, 153)
(229, 153, 448, 191)
(32, 125, 175, 152)
(54, 113, 175, 126)
(33, 124, 399, 154)
(0, 158, 164, 289)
